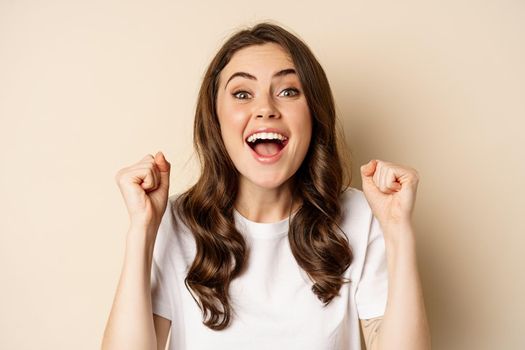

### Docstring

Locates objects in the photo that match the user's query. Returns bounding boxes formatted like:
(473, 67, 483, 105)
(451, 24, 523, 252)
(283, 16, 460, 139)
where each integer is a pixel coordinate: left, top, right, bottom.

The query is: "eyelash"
(232, 88, 300, 100)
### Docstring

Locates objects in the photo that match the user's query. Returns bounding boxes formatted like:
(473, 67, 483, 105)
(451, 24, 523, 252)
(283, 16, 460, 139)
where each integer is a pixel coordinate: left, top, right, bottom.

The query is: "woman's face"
(216, 43, 312, 190)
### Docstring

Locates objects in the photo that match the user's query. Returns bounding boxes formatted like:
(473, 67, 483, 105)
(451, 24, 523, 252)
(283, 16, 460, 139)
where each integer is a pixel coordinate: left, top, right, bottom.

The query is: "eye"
(232, 90, 251, 100)
(279, 88, 300, 97)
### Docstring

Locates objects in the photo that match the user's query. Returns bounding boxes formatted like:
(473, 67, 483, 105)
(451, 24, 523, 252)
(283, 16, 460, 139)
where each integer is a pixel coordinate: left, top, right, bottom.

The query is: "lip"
(247, 138, 288, 164)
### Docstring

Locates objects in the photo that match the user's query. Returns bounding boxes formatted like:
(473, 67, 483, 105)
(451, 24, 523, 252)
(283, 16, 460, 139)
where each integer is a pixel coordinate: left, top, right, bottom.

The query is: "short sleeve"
(151, 255, 172, 320)
(355, 214, 389, 319)
(150, 204, 174, 320)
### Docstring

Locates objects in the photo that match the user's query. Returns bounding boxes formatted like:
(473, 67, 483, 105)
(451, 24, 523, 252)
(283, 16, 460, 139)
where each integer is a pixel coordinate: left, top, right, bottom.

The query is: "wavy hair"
(174, 21, 354, 330)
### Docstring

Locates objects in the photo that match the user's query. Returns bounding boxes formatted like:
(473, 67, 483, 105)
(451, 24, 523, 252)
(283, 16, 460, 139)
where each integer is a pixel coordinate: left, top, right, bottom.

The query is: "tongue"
(254, 142, 280, 156)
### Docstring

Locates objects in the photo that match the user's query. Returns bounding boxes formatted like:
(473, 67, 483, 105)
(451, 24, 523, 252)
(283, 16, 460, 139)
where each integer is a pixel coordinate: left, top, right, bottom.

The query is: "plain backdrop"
(1, 1, 524, 349)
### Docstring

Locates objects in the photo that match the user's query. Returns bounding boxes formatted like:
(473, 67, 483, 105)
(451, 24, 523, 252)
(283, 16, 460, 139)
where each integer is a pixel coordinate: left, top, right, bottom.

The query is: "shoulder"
(340, 186, 373, 221)
(152, 192, 197, 272)
(162, 192, 189, 232)
(155, 192, 195, 253)
(338, 186, 376, 250)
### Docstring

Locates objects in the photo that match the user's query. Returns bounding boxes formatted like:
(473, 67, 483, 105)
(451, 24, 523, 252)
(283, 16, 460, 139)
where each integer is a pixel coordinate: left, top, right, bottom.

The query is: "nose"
(255, 93, 280, 119)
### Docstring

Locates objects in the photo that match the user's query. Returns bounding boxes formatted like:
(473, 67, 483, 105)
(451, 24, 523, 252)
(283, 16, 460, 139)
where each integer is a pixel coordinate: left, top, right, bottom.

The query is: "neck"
(234, 177, 301, 223)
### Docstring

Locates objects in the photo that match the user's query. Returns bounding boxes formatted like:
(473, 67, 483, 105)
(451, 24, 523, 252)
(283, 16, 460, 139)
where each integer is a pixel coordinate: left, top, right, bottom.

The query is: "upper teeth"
(247, 132, 288, 143)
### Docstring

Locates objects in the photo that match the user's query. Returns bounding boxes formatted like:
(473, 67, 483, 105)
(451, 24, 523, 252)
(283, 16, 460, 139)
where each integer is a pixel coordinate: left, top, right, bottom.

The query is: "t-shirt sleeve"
(355, 214, 389, 319)
(150, 204, 174, 320)
(151, 254, 172, 320)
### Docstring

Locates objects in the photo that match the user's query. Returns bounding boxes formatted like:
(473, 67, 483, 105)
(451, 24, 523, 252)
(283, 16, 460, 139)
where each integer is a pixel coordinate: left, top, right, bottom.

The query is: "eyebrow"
(224, 68, 297, 90)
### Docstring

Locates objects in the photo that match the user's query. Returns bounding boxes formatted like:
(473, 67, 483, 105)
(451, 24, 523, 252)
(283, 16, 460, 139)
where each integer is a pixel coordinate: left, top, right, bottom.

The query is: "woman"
(102, 22, 431, 350)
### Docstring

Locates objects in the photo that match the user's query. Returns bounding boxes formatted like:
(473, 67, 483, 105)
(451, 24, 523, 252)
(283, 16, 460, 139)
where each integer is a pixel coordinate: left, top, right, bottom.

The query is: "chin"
(241, 171, 290, 190)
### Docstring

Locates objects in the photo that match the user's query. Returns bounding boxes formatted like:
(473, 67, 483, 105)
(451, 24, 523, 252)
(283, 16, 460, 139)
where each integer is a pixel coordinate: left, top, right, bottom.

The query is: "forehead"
(220, 43, 295, 78)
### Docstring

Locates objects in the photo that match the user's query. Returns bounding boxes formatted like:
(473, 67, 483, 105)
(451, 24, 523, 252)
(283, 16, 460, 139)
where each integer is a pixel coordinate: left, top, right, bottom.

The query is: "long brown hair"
(174, 21, 353, 330)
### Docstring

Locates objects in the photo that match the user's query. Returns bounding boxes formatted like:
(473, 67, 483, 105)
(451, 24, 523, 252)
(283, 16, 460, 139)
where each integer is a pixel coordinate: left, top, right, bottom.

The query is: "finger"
(150, 162, 161, 190)
(381, 165, 390, 192)
(154, 151, 170, 172)
(118, 167, 156, 191)
(139, 157, 156, 169)
(379, 162, 388, 192)
(140, 168, 155, 189)
(132, 165, 158, 188)
(379, 164, 398, 193)
(373, 160, 382, 190)
(141, 168, 157, 191)
(386, 168, 402, 192)
(387, 164, 414, 186)
(134, 156, 160, 190)
(360, 159, 377, 178)
(129, 166, 156, 190)
(141, 154, 155, 162)
(382, 165, 393, 193)
(154, 151, 171, 189)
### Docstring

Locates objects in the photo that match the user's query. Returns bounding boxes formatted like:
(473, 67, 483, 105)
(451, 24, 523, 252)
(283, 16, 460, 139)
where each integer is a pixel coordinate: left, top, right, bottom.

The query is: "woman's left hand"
(360, 159, 420, 228)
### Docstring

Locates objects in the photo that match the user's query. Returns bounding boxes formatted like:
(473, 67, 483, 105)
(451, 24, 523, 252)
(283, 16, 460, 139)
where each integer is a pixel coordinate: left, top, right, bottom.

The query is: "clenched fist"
(360, 159, 420, 229)
(114, 151, 171, 232)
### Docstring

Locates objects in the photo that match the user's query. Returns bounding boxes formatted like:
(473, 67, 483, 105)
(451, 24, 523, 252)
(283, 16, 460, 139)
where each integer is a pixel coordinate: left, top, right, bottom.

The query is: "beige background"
(1, 1, 524, 349)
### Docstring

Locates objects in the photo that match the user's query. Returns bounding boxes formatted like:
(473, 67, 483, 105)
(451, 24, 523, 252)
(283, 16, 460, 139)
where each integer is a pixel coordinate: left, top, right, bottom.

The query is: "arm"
(101, 226, 159, 350)
(363, 223, 431, 350)
(359, 159, 431, 350)
(153, 314, 171, 350)
(102, 151, 173, 349)
(360, 316, 383, 350)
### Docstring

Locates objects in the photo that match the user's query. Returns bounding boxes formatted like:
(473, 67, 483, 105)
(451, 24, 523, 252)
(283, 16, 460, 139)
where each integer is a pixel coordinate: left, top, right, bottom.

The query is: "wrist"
(128, 216, 159, 234)
(380, 220, 416, 246)
(126, 224, 158, 247)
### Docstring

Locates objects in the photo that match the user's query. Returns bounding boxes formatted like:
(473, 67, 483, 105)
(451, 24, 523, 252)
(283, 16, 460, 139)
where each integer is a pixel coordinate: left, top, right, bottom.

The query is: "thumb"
(154, 151, 171, 188)
(360, 159, 377, 178)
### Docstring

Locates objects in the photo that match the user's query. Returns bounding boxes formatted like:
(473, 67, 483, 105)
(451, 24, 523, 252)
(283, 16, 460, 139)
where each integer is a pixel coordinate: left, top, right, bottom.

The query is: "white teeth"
(247, 132, 288, 143)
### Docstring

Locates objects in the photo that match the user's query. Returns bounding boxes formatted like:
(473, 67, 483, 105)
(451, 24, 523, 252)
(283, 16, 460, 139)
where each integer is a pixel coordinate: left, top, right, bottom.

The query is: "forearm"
(101, 226, 158, 350)
(374, 223, 431, 350)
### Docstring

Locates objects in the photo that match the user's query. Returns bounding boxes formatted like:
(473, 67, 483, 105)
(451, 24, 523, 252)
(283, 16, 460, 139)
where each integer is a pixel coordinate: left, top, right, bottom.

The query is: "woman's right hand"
(114, 151, 171, 233)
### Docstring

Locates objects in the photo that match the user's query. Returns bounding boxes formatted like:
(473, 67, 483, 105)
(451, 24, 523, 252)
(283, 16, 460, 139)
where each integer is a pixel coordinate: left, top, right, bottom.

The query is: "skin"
(361, 316, 383, 349)
(215, 42, 312, 223)
(150, 56, 431, 350)
(212, 43, 431, 349)
(359, 160, 431, 349)
(106, 43, 430, 349)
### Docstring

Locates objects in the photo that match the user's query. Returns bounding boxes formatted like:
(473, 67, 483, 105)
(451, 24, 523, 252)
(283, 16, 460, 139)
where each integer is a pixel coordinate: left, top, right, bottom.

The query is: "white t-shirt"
(151, 186, 388, 350)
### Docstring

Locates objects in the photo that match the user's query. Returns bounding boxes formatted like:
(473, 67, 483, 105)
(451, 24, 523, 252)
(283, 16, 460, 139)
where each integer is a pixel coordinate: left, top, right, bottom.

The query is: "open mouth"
(246, 138, 289, 157)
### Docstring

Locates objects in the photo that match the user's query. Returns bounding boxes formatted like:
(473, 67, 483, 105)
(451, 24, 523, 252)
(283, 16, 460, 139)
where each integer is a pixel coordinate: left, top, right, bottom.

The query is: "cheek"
(296, 108, 313, 154)
(290, 105, 312, 139)
(217, 105, 248, 148)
